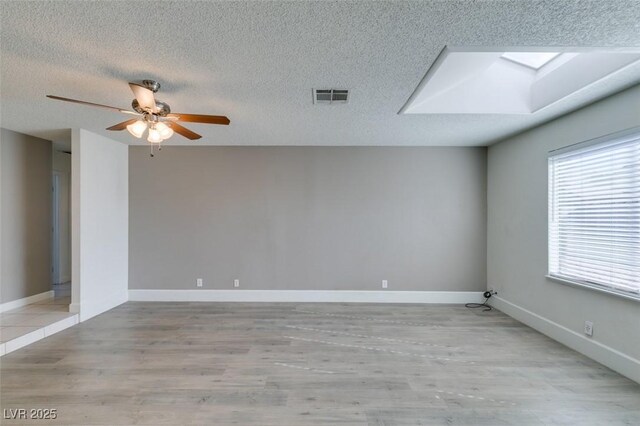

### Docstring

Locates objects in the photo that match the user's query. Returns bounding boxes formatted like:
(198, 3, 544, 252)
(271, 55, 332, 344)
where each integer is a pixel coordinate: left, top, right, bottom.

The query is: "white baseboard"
(69, 302, 80, 314)
(78, 291, 128, 322)
(3, 328, 45, 354)
(43, 314, 79, 336)
(128, 289, 484, 304)
(0, 290, 54, 313)
(491, 296, 640, 384)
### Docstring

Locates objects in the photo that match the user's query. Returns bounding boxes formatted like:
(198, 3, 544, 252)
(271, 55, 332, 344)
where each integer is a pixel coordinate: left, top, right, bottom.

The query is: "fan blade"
(167, 122, 202, 140)
(129, 83, 157, 113)
(106, 118, 139, 131)
(46, 95, 139, 115)
(166, 113, 230, 125)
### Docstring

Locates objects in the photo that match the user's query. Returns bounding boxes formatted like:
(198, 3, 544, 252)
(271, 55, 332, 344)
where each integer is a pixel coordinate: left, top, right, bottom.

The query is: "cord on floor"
(465, 291, 494, 312)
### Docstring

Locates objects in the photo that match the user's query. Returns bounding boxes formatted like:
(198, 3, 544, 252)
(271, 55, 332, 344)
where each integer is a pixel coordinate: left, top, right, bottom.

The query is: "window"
(548, 129, 640, 300)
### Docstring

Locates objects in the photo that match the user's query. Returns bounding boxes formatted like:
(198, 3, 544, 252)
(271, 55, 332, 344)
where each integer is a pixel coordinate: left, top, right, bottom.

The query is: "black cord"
(466, 291, 493, 311)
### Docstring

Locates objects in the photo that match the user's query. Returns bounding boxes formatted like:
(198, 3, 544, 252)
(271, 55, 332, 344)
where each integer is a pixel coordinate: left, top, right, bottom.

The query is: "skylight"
(399, 48, 640, 115)
(501, 52, 561, 70)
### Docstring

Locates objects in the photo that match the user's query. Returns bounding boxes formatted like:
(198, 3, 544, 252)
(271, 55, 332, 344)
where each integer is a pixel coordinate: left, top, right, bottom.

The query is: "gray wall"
(129, 147, 486, 292)
(1, 128, 52, 303)
(488, 84, 640, 364)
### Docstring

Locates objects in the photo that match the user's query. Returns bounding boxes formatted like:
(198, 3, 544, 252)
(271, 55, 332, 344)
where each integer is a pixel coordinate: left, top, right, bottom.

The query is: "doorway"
(52, 153, 72, 301)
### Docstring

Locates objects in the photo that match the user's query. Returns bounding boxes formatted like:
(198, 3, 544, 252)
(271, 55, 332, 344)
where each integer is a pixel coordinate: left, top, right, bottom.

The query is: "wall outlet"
(382, 280, 388, 289)
(196, 278, 203, 288)
(584, 321, 594, 337)
(234, 279, 240, 288)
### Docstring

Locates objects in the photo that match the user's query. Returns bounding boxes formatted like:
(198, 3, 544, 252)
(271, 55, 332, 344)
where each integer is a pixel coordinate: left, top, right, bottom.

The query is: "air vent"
(313, 89, 349, 104)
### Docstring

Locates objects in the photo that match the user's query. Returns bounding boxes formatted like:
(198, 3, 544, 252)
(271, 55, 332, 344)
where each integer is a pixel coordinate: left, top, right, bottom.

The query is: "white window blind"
(548, 130, 640, 299)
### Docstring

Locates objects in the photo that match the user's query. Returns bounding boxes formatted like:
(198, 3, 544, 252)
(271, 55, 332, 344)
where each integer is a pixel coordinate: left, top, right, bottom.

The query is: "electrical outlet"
(584, 321, 594, 337)
(382, 280, 388, 289)
(196, 278, 203, 288)
(234, 279, 240, 288)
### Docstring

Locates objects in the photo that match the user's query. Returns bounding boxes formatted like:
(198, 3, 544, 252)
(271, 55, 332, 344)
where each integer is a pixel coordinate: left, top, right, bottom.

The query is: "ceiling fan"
(47, 79, 230, 152)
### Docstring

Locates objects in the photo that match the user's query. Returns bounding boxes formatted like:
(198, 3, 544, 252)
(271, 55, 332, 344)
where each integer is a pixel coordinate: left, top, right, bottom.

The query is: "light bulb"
(155, 122, 174, 140)
(147, 128, 162, 143)
(126, 120, 147, 138)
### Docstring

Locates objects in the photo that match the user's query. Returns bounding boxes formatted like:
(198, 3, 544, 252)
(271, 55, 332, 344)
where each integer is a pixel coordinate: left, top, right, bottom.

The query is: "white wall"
(487, 84, 640, 383)
(71, 129, 128, 322)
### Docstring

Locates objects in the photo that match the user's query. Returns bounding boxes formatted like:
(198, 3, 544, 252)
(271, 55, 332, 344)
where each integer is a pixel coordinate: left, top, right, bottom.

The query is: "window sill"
(545, 275, 640, 303)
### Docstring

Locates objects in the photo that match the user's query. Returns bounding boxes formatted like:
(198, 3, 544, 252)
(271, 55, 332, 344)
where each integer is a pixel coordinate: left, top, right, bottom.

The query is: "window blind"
(548, 132, 640, 298)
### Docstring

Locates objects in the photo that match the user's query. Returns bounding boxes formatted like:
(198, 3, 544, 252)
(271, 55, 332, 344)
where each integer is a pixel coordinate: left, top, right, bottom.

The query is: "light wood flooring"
(1, 302, 639, 425)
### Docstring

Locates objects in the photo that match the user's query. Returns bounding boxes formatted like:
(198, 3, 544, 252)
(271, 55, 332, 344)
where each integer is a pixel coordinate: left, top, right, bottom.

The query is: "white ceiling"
(2, 1, 640, 147)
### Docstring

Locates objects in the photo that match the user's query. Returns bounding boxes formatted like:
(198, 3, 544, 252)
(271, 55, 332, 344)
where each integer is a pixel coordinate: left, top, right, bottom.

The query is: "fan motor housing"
(142, 79, 161, 92)
(132, 99, 171, 116)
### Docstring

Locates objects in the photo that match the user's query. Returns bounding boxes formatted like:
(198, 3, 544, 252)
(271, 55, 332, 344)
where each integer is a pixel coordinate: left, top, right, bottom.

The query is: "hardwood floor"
(1, 302, 639, 425)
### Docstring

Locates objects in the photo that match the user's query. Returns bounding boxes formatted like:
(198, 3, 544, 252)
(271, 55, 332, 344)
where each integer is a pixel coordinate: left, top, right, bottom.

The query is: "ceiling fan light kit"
(147, 127, 163, 144)
(126, 120, 147, 138)
(126, 119, 174, 142)
(46, 79, 230, 156)
(156, 122, 174, 139)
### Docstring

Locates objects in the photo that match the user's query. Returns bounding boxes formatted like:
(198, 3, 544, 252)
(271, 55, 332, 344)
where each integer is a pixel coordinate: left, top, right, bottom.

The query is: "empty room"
(1, 1, 639, 425)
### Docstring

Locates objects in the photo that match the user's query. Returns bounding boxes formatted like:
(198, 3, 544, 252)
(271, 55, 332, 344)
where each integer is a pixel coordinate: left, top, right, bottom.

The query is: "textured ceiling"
(2, 1, 640, 147)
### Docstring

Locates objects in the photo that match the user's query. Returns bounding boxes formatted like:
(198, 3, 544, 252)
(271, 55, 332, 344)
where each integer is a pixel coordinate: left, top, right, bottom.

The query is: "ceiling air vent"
(313, 89, 349, 104)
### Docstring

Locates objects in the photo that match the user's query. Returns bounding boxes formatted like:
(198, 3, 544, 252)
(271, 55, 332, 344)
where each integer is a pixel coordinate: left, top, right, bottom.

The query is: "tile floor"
(0, 284, 77, 354)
